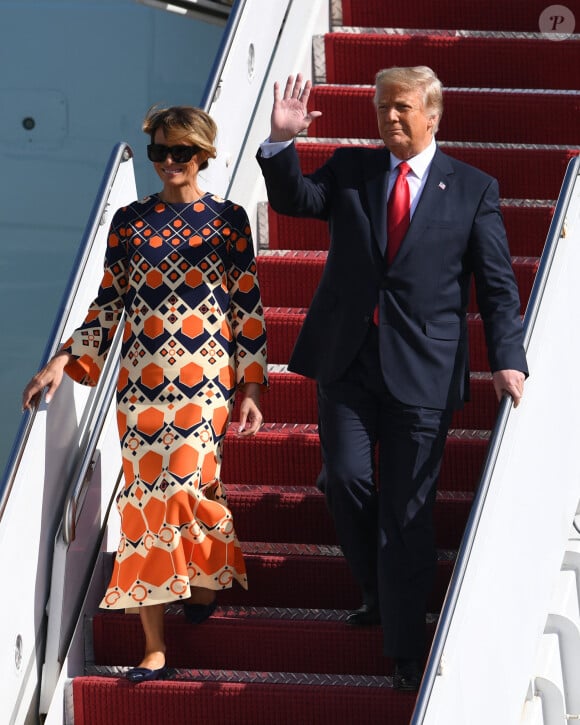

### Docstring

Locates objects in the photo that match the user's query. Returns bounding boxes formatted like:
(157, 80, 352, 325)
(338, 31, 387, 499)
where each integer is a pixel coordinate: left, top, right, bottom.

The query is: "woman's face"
(151, 127, 206, 195)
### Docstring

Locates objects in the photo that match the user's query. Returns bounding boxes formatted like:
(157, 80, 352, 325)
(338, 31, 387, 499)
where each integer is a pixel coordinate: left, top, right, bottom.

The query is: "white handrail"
(199, 0, 329, 233)
(0, 144, 136, 725)
(0, 144, 133, 521)
(413, 156, 580, 723)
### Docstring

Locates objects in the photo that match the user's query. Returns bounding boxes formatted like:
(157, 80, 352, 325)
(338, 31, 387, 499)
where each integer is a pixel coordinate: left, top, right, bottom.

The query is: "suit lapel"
(391, 148, 455, 266)
(362, 147, 454, 261)
(364, 148, 390, 257)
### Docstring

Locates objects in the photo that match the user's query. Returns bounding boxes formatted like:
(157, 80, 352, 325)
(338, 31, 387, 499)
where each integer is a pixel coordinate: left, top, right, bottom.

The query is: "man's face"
(376, 84, 437, 159)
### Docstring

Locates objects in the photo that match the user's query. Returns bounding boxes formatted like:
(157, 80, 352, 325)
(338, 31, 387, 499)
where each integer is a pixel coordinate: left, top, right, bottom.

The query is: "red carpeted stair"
(257, 252, 538, 314)
(72, 1, 578, 722)
(340, 0, 568, 31)
(306, 85, 580, 145)
(325, 33, 580, 90)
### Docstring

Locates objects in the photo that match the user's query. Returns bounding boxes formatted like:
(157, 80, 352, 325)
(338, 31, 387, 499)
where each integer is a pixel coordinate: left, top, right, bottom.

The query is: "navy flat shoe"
(183, 597, 217, 624)
(125, 665, 167, 683)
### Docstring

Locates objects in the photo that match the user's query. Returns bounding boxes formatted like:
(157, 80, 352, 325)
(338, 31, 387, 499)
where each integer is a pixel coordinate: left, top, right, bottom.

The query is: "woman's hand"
(22, 351, 72, 411)
(237, 382, 263, 436)
(269, 73, 322, 143)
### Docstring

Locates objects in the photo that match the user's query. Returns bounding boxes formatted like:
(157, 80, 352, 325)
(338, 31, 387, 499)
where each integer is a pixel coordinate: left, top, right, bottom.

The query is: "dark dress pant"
(317, 325, 453, 659)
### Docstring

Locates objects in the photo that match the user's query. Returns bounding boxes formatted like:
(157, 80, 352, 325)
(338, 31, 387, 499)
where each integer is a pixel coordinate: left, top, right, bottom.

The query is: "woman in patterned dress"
(22, 106, 268, 682)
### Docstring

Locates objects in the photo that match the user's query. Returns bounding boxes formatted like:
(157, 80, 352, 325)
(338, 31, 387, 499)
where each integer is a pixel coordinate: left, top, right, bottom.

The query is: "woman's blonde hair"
(374, 66, 443, 133)
(142, 105, 217, 169)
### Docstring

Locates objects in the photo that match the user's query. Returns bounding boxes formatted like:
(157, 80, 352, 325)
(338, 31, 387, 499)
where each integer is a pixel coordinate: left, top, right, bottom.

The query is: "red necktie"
(373, 162, 411, 325)
(386, 161, 411, 264)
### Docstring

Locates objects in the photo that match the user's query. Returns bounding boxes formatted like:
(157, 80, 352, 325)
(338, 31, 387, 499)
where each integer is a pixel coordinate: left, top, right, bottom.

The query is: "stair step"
(228, 484, 472, 550)
(257, 251, 538, 314)
(87, 662, 403, 686)
(72, 673, 416, 725)
(92, 609, 396, 673)
(306, 86, 580, 146)
(233, 370, 498, 429)
(89, 604, 439, 673)
(341, 0, 555, 32)
(223, 423, 490, 493)
(264, 308, 499, 372)
(98, 542, 453, 614)
(216, 543, 454, 611)
(325, 33, 580, 90)
(266, 199, 554, 258)
(234, 369, 317, 424)
(292, 141, 572, 207)
(87, 664, 394, 684)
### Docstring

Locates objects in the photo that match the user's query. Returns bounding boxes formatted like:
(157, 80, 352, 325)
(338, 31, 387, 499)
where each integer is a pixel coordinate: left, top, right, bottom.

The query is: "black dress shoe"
(183, 597, 217, 624)
(345, 604, 381, 627)
(392, 658, 422, 692)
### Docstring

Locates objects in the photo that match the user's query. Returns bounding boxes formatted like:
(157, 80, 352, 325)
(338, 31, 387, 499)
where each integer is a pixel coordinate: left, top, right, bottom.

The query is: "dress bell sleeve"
(60, 213, 129, 386)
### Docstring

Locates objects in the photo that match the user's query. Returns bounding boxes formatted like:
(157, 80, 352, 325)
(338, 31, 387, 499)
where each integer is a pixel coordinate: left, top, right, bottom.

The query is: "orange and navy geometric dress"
(61, 192, 267, 610)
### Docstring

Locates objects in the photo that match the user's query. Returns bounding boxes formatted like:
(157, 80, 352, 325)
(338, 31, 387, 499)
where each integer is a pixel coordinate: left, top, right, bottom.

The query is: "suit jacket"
(257, 143, 528, 410)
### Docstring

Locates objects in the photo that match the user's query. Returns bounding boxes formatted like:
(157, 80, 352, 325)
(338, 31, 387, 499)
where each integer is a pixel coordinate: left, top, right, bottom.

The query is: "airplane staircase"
(69, 1, 580, 723)
(2, 1, 579, 723)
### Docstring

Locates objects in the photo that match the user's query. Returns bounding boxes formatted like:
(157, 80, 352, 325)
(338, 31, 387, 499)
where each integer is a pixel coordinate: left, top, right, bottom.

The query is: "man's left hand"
(492, 369, 526, 408)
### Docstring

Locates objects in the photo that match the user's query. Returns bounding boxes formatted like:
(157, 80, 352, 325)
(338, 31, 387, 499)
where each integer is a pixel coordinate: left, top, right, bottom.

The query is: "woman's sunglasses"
(147, 144, 200, 163)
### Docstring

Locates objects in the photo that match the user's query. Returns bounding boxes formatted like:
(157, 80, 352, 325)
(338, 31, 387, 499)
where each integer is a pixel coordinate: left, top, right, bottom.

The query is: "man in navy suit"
(257, 66, 527, 692)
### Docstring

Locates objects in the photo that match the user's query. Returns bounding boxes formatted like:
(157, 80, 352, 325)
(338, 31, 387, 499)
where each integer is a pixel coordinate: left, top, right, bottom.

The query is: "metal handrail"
(62, 344, 122, 544)
(0, 142, 133, 523)
(411, 154, 580, 722)
(200, 0, 247, 110)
